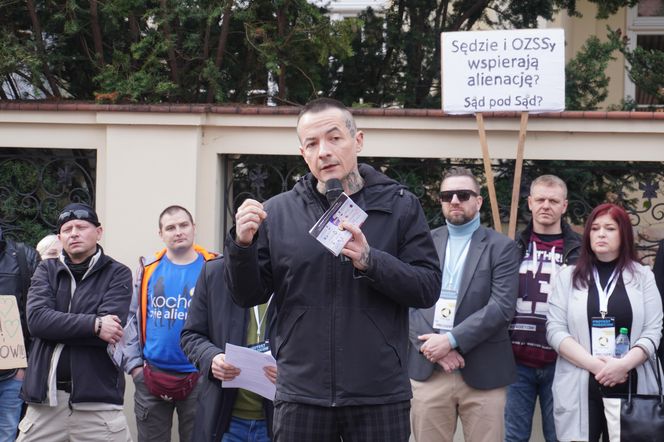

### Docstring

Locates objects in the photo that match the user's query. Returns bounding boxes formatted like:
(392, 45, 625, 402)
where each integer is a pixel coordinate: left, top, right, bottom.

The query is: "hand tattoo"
(359, 246, 371, 270)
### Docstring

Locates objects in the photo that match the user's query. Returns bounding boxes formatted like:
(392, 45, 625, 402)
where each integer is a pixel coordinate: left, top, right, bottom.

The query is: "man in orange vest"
(122, 205, 216, 442)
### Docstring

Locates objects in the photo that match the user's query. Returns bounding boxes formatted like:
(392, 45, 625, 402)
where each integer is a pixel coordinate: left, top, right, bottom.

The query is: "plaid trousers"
(273, 400, 410, 442)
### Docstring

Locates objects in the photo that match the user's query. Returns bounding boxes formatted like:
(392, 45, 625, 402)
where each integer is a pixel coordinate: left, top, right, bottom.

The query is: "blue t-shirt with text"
(143, 254, 204, 372)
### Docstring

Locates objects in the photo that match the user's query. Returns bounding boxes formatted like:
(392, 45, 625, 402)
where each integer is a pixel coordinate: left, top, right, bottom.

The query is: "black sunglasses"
(439, 190, 478, 203)
(58, 209, 93, 223)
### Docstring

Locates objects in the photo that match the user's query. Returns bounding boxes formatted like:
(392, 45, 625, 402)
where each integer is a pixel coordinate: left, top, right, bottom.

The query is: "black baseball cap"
(57, 203, 100, 233)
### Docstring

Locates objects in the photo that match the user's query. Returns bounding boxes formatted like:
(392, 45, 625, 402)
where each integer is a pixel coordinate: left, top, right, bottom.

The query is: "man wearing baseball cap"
(17, 203, 133, 441)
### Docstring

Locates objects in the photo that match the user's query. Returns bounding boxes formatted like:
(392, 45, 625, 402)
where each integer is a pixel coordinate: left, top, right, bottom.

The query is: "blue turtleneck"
(443, 213, 480, 290)
(440, 213, 481, 348)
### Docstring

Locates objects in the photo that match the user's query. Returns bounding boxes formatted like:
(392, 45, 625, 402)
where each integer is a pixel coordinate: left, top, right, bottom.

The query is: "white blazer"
(546, 263, 663, 442)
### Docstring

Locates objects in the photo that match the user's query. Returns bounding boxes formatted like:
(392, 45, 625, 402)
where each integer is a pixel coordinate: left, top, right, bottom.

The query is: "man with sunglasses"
(408, 166, 520, 442)
(504, 175, 581, 442)
(17, 203, 133, 441)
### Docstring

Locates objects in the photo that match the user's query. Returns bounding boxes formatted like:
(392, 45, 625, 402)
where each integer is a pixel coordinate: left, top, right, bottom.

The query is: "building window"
(625, 0, 664, 106)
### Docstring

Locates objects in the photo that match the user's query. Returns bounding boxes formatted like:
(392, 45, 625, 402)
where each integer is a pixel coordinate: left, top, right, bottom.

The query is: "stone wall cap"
(0, 101, 662, 121)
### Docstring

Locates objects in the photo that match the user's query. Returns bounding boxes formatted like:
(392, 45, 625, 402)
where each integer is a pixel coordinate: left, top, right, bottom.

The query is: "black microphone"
(325, 179, 349, 262)
(325, 179, 343, 205)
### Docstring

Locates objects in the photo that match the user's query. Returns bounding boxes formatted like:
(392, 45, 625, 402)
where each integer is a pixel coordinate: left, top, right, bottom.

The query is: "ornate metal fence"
(1, 148, 659, 261)
(225, 155, 664, 264)
(0, 148, 96, 245)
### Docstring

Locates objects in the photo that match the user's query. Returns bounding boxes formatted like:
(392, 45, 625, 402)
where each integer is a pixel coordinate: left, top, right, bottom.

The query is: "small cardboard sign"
(442, 28, 565, 114)
(0, 295, 27, 369)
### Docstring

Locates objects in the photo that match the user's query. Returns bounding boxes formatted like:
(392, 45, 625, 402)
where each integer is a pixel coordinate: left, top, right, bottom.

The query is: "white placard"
(442, 28, 565, 114)
(0, 295, 27, 369)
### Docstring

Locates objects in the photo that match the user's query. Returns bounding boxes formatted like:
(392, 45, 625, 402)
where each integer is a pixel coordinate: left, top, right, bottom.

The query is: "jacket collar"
(144, 244, 217, 267)
(518, 219, 581, 261)
(295, 163, 406, 212)
(58, 245, 106, 280)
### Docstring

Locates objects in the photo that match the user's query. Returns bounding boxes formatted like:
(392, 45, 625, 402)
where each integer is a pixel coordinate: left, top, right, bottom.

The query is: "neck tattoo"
(343, 170, 364, 195)
(317, 169, 364, 195)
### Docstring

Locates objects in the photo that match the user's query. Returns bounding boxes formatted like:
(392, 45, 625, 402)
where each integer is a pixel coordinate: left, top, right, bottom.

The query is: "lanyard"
(530, 243, 558, 280)
(592, 267, 620, 318)
(253, 295, 273, 342)
(444, 239, 471, 290)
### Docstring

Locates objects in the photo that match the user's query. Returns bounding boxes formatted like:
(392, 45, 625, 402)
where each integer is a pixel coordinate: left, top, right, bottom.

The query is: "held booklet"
(309, 192, 368, 256)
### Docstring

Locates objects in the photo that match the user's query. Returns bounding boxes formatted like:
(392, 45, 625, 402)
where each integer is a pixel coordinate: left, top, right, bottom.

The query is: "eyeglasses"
(439, 190, 478, 203)
(58, 209, 93, 223)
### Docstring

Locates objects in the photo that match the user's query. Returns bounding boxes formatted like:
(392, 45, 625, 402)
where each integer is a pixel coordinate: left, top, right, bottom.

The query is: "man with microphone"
(224, 98, 441, 441)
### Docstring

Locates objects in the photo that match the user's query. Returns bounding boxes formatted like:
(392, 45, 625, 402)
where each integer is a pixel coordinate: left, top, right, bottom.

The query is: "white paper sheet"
(222, 343, 277, 400)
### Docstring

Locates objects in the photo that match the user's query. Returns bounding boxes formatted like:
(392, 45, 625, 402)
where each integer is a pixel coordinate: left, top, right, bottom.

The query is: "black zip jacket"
(224, 163, 441, 407)
(181, 256, 275, 442)
(21, 247, 132, 406)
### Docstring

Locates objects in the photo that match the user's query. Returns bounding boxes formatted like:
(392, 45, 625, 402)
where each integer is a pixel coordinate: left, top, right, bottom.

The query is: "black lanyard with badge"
(590, 267, 619, 358)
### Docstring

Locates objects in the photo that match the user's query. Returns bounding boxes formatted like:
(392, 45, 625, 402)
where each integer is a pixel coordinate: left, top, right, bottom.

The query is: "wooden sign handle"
(508, 112, 529, 239)
(475, 113, 502, 232)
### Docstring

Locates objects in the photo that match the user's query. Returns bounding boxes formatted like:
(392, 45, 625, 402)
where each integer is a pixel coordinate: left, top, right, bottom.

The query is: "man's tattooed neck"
(343, 170, 364, 195)
(316, 169, 364, 195)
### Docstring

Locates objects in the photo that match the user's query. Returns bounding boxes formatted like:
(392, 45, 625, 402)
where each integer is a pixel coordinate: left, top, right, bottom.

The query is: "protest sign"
(0, 295, 27, 369)
(442, 28, 565, 114)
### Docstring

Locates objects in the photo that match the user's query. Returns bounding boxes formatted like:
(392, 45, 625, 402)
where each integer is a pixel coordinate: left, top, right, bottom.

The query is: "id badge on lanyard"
(432, 240, 470, 331)
(253, 296, 273, 343)
(591, 317, 616, 357)
(433, 289, 457, 330)
(590, 267, 619, 357)
(248, 340, 271, 354)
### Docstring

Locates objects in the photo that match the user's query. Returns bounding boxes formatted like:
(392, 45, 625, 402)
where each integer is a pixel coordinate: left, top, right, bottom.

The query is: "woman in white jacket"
(546, 203, 662, 442)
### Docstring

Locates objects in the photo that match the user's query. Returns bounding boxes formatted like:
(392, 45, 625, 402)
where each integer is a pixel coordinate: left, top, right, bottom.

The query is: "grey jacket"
(547, 264, 663, 442)
(408, 224, 520, 389)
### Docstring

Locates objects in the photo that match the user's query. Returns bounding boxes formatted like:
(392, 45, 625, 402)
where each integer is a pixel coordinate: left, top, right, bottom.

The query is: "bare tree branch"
(451, 0, 492, 31)
(160, 0, 180, 85)
(26, 0, 61, 97)
(207, 0, 234, 102)
(89, 0, 105, 66)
